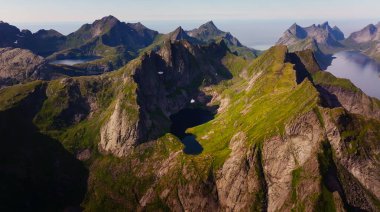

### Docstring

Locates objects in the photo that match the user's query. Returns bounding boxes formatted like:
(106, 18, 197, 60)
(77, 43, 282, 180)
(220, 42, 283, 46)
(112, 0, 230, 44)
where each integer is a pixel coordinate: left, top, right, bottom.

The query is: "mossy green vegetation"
(31, 60, 140, 154)
(188, 46, 320, 169)
(337, 114, 380, 157)
(316, 141, 337, 212)
(291, 168, 303, 202)
(290, 168, 306, 212)
(0, 80, 43, 111)
(312, 71, 360, 92)
(84, 134, 183, 211)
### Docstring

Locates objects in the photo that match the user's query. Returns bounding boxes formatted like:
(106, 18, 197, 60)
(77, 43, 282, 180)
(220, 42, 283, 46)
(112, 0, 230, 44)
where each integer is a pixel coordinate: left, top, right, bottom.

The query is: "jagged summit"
(288, 23, 307, 39)
(198, 21, 220, 32)
(277, 22, 345, 51)
(169, 26, 193, 41)
(318, 21, 330, 29)
(188, 20, 224, 39)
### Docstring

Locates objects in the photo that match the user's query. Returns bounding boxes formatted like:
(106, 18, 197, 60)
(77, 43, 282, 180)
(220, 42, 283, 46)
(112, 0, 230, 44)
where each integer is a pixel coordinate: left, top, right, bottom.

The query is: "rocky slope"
(346, 23, 380, 45)
(0, 48, 48, 87)
(0, 39, 379, 212)
(277, 22, 345, 51)
(345, 22, 380, 62)
(276, 22, 346, 69)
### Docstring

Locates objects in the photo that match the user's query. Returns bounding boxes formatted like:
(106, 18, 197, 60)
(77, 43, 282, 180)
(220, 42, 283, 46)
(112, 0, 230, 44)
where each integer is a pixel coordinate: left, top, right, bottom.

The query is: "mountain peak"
(288, 23, 307, 39)
(321, 21, 330, 27)
(170, 26, 191, 41)
(93, 15, 120, 27)
(290, 23, 299, 28)
(201, 21, 218, 30)
(101, 15, 119, 22)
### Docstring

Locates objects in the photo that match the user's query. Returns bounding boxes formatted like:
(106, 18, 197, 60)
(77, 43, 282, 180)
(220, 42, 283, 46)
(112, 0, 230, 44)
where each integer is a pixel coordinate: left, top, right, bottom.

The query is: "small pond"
(170, 108, 214, 155)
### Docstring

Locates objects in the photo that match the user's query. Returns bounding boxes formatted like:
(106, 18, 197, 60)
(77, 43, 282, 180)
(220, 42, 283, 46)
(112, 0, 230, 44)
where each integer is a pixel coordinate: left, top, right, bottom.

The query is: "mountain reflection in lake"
(170, 108, 214, 155)
(326, 51, 380, 99)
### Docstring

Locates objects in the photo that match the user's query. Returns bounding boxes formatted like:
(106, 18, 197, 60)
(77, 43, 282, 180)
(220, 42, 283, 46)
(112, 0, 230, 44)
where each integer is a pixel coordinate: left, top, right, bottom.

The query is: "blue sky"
(1, 0, 379, 23)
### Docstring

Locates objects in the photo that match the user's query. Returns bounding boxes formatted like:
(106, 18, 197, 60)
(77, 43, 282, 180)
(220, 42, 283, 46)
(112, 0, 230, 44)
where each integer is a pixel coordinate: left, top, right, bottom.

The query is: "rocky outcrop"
(322, 109, 380, 211)
(0, 47, 47, 87)
(263, 111, 324, 211)
(168, 27, 197, 43)
(99, 99, 141, 157)
(216, 132, 263, 211)
(319, 84, 380, 121)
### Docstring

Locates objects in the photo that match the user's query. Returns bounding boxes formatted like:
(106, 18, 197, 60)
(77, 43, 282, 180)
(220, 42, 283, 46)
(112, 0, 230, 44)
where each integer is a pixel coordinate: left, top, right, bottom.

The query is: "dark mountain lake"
(50, 57, 99, 66)
(326, 51, 380, 99)
(170, 108, 214, 155)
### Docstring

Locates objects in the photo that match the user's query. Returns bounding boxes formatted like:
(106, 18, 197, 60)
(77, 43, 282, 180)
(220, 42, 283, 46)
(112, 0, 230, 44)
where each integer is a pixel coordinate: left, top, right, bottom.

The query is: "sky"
(1, 0, 379, 23)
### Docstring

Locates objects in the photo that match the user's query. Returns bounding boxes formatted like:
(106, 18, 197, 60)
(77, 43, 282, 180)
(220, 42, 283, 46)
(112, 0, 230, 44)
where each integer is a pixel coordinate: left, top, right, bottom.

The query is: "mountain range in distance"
(0, 15, 380, 211)
(277, 21, 380, 68)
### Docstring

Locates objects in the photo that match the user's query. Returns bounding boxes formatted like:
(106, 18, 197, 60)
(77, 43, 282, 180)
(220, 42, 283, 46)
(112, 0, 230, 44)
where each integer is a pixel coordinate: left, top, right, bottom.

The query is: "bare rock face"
(320, 84, 380, 121)
(0, 47, 47, 86)
(347, 23, 380, 44)
(216, 132, 262, 211)
(99, 100, 141, 157)
(263, 111, 324, 211)
(323, 109, 380, 211)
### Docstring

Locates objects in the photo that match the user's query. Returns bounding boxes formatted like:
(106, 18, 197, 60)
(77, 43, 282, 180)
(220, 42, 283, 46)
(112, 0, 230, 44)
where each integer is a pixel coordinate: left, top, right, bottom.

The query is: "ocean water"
(326, 51, 380, 99)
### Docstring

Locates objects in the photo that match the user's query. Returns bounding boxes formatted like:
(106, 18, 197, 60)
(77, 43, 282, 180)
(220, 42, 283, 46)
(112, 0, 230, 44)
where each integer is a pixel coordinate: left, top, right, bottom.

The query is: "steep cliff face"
(99, 99, 141, 157)
(263, 111, 324, 211)
(312, 71, 380, 121)
(322, 108, 380, 211)
(215, 132, 263, 211)
(98, 40, 231, 157)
